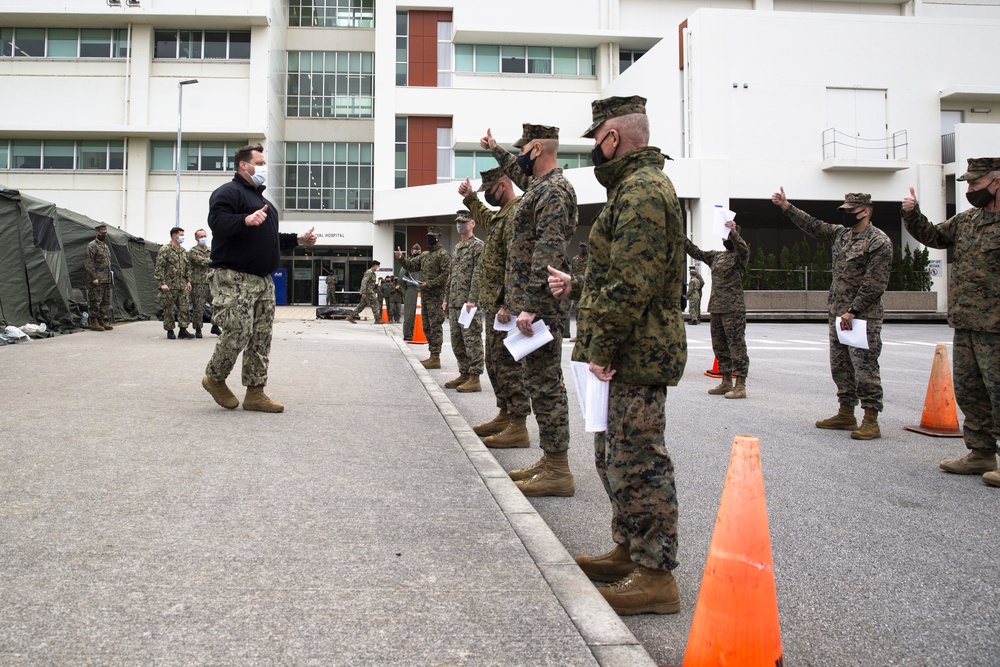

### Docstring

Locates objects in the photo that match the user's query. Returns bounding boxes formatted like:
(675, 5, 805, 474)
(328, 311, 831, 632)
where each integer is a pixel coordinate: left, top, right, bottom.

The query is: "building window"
(556, 153, 595, 170)
(150, 140, 245, 172)
(153, 30, 250, 60)
(437, 21, 452, 87)
(289, 0, 375, 28)
(286, 51, 374, 118)
(0, 27, 129, 59)
(395, 11, 408, 86)
(455, 44, 595, 76)
(395, 117, 407, 189)
(437, 127, 452, 184)
(619, 49, 646, 73)
(0, 139, 125, 170)
(284, 142, 374, 211)
(454, 151, 592, 180)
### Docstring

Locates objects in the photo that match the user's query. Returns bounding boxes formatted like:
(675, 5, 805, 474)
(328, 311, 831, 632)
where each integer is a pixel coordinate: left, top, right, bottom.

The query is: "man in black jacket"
(201, 143, 317, 413)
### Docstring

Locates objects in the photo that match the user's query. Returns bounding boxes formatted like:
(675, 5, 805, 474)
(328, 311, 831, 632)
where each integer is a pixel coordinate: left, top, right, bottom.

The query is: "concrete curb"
(391, 333, 656, 667)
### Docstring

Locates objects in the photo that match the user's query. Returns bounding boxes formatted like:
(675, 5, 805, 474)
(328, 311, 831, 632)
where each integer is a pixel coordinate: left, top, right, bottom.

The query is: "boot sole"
(608, 600, 681, 616)
(850, 431, 881, 440)
(816, 423, 858, 430)
(243, 405, 284, 413)
(516, 481, 575, 497)
(940, 465, 996, 475)
(456, 387, 482, 392)
(473, 424, 510, 436)
(484, 440, 530, 449)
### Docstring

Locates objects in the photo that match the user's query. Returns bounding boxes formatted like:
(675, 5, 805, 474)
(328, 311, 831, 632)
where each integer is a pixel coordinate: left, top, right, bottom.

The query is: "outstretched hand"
(480, 128, 497, 151)
(902, 187, 918, 213)
(771, 186, 789, 211)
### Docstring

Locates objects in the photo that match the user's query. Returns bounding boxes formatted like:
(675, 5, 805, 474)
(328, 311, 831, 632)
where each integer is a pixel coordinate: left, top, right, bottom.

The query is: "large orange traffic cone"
(381, 299, 389, 323)
(408, 292, 427, 345)
(683, 435, 783, 667)
(903, 343, 962, 438)
(704, 357, 725, 379)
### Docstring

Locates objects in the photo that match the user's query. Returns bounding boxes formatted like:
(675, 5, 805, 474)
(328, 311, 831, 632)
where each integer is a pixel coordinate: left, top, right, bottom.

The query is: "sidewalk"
(0, 314, 653, 666)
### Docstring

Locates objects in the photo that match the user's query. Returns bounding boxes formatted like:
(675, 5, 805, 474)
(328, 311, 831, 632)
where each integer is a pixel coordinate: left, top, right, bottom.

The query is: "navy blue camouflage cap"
(837, 193, 872, 210)
(512, 123, 559, 148)
(477, 166, 503, 192)
(427, 226, 442, 236)
(582, 95, 647, 138)
(958, 157, 1000, 181)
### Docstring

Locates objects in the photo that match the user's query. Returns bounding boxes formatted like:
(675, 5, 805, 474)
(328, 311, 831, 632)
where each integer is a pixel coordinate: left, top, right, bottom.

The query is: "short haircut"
(194, 228, 207, 238)
(170, 227, 184, 237)
(611, 113, 650, 145)
(371, 260, 381, 267)
(234, 143, 264, 170)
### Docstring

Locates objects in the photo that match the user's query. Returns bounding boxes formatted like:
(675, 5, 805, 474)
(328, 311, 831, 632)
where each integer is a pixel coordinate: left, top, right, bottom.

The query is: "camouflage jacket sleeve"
(901, 205, 956, 249)
(153, 246, 167, 284)
(85, 242, 99, 281)
(468, 241, 484, 304)
(849, 231, 893, 316)
(731, 227, 750, 268)
(425, 248, 451, 293)
(513, 184, 574, 315)
(684, 238, 719, 266)
(189, 246, 211, 268)
(464, 193, 493, 231)
(784, 205, 840, 244)
(398, 254, 421, 273)
(491, 144, 532, 193)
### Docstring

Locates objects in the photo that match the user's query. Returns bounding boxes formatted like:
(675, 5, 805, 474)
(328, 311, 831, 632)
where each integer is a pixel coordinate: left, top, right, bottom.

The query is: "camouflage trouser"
(595, 381, 677, 571)
(205, 269, 275, 388)
(422, 291, 445, 355)
(828, 317, 883, 412)
(390, 299, 402, 322)
(351, 293, 379, 320)
(688, 292, 701, 323)
(190, 283, 212, 331)
(522, 317, 569, 453)
(448, 306, 484, 375)
(403, 290, 417, 339)
(88, 282, 111, 320)
(483, 307, 531, 417)
(325, 289, 335, 306)
(953, 329, 1000, 453)
(159, 285, 190, 330)
(710, 310, 749, 377)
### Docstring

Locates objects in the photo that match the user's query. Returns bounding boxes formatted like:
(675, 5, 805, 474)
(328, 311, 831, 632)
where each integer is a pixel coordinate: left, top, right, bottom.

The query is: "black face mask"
(516, 150, 537, 177)
(842, 211, 861, 227)
(590, 132, 613, 168)
(427, 235, 437, 247)
(966, 183, 997, 209)
(484, 186, 502, 208)
(723, 239, 735, 251)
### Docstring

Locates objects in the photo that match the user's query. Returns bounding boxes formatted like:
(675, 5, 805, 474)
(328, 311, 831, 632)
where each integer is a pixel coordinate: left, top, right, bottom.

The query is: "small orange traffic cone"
(704, 357, 725, 379)
(408, 292, 427, 345)
(381, 299, 389, 323)
(683, 435, 783, 667)
(903, 343, 963, 438)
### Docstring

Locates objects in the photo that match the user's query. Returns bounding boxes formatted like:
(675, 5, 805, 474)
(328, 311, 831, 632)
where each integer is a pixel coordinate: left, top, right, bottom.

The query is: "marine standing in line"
(155, 226, 193, 340)
(389, 276, 403, 323)
(687, 266, 704, 325)
(347, 260, 381, 324)
(395, 227, 451, 369)
(188, 228, 220, 338)
(443, 210, 485, 393)
(400, 244, 421, 341)
(548, 95, 687, 615)
(325, 271, 338, 306)
(85, 223, 114, 332)
(460, 167, 532, 448)
(902, 157, 1000, 487)
(684, 221, 750, 398)
(772, 189, 892, 440)
(485, 122, 578, 497)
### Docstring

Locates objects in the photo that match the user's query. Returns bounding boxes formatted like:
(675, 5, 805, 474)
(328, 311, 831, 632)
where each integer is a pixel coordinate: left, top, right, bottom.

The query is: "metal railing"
(822, 128, 908, 160)
(941, 133, 956, 164)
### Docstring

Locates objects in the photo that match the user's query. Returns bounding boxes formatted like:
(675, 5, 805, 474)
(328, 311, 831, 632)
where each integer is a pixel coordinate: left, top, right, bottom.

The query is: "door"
(291, 257, 315, 305)
(826, 88, 887, 159)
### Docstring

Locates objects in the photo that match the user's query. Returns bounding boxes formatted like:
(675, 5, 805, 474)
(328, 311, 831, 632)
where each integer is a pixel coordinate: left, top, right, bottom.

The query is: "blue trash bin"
(272, 268, 288, 305)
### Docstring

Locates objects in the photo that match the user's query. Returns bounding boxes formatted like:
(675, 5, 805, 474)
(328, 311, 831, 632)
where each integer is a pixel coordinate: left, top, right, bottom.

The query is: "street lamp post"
(175, 79, 199, 227)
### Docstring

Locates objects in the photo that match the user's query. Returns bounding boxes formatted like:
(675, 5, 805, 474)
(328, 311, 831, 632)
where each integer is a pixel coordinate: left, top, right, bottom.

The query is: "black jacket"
(208, 174, 299, 277)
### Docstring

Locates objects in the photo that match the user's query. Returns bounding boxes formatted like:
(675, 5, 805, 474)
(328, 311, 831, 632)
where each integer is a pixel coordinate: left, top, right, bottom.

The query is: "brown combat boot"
(816, 405, 858, 430)
(444, 374, 470, 389)
(851, 408, 881, 440)
(509, 454, 547, 482)
(940, 449, 998, 475)
(90, 318, 105, 332)
(345, 315, 356, 324)
(420, 354, 441, 369)
(99, 318, 113, 330)
(515, 451, 574, 497)
(724, 375, 746, 399)
(473, 409, 510, 436)
(982, 470, 1000, 487)
(202, 375, 239, 410)
(599, 566, 681, 616)
(457, 375, 481, 393)
(484, 416, 530, 448)
(575, 544, 636, 583)
(243, 386, 284, 413)
(707, 376, 733, 395)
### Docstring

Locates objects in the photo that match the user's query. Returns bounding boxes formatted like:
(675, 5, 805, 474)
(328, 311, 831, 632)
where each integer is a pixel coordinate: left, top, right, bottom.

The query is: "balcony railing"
(941, 133, 956, 164)
(822, 128, 908, 161)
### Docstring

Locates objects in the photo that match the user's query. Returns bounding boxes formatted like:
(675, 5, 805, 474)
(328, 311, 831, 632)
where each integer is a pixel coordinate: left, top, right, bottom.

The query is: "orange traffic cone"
(683, 435, 783, 667)
(704, 357, 725, 379)
(381, 299, 389, 323)
(408, 292, 427, 345)
(903, 343, 963, 438)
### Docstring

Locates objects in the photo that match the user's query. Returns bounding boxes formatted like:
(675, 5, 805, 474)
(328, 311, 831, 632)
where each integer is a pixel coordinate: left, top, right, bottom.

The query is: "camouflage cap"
(582, 95, 647, 138)
(512, 123, 560, 148)
(477, 166, 503, 192)
(95, 223, 107, 230)
(455, 209, 472, 222)
(837, 193, 873, 210)
(427, 226, 442, 236)
(411, 243, 421, 252)
(689, 266, 698, 272)
(958, 157, 1000, 181)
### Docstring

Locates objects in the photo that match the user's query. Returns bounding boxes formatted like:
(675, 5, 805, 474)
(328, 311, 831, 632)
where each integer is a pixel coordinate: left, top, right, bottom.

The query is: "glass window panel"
(80, 29, 111, 58)
(11, 140, 41, 169)
(287, 51, 299, 71)
(553, 47, 577, 75)
(109, 141, 125, 169)
(112, 29, 129, 58)
(335, 143, 347, 162)
(395, 63, 407, 86)
(200, 142, 225, 170)
(475, 45, 499, 73)
(223, 146, 235, 171)
(323, 143, 337, 163)
(0, 142, 8, 169)
(154, 30, 177, 59)
(229, 31, 250, 59)
(476, 154, 494, 177)
(181, 142, 198, 170)
(360, 143, 372, 162)
(501, 46, 525, 73)
(203, 31, 227, 59)
(437, 21, 451, 40)
(455, 45, 473, 72)
(43, 141, 75, 169)
(349, 51, 360, 73)
(437, 42, 451, 71)
(48, 29, 78, 58)
(454, 153, 473, 179)
(348, 143, 359, 162)
(78, 141, 108, 169)
(14, 28, 45, 57)
(178, 30, 202, 59)
(396, 12, 408, 36)
(395, 117, 407, 142)
(2, 28, 13, 57)
(150, 141, 174, 170)
(579, 48, 595, 76)
(395, 151, 407, 171)
(527, 46, 551, 74)
(395, 173, 406, 189)
(361, 52, 373, 73)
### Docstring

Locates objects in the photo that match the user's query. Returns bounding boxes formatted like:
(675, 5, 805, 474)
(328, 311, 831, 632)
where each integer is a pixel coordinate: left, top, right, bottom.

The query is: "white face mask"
(456, 223, 470, 235)
(197, 238, 208, 246)
(177, 236, 185, 245)
(250, 164, 268, 186)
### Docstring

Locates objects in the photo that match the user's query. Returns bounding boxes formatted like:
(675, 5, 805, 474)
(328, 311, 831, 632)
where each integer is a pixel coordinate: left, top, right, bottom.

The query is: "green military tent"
(0, 187, 160, 331)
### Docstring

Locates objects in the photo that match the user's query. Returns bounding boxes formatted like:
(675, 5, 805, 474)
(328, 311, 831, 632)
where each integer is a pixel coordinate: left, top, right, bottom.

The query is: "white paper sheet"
(713, 204, 737, 238)
(493, 313, 516, 331)
(503, 319, 554, 361)
(458, 305, 477, 328)
(836, 318, 869, 349)
(570, 361, 609, 432)
(570, 361, 590, 415)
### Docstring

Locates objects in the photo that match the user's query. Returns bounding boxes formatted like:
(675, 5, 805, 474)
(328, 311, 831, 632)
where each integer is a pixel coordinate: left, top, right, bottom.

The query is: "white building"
(1, 0, 998, 307)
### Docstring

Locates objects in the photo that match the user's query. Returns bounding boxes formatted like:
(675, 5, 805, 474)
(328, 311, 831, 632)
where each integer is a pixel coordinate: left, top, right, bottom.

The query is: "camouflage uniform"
(572, 105, 687, 571)
(465, 179, 531, 418)
(400, 258, 420, 339)
(447, 218, 485, 377)
(189, 243, 213, 331)
(85, 235, 112, 321)
(389, 280, 403, 322)
(785, 201, 892, 411)
(399, 240, 451, 354)
(351, 267, 380, 321)
(684, 228, 750, 378)
(325, 273, 337, 306)
(154, 243, 191, 331)
(903, 162, 1000, 455)
(687, 271, 704, 324)
(492, 132, 577, 454)
(569, 250, 588, 337)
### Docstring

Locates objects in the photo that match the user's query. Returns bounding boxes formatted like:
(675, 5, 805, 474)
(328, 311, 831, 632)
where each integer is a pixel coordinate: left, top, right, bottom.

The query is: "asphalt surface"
(1, 314, 997, 666)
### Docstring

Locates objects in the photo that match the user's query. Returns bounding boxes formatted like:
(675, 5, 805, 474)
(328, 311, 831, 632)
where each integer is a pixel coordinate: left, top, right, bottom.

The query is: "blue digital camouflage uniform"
(154, 243, 191, 331)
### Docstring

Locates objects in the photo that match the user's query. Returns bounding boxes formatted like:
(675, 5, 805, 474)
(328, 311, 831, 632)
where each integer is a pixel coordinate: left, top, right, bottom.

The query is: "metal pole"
(175, 79, 198, 228)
